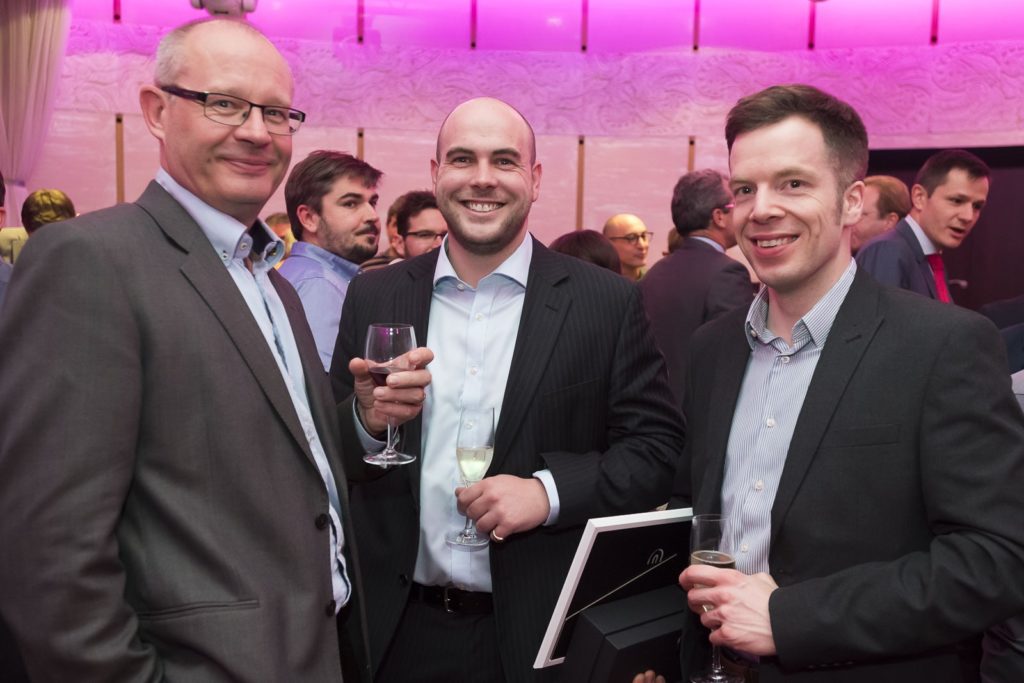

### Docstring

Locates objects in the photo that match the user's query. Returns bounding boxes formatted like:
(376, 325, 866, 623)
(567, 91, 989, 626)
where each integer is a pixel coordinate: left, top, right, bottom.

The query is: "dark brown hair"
(914, 149, 990, 196)
(549, 230, 621, 273)
(285, 150, 383, 241)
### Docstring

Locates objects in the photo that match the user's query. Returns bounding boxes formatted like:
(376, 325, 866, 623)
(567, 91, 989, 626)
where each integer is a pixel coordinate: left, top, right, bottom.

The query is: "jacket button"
(315, 513, 329, 530)
(325, 600, 336, 617)
(398, 574, 410, 585)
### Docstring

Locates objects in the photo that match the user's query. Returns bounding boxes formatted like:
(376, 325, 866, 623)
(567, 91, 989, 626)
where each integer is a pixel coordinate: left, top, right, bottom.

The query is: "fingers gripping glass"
(689, 514, 742, 683)
(608, 231, 654, 245)
(159, 85, 306, 135)
(446, 407, 496, 549)
(363, 323, 417, 467)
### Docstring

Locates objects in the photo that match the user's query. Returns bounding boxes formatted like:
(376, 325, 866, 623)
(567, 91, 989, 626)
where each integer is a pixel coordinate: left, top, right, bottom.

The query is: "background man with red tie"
(856, 149, 989, 303)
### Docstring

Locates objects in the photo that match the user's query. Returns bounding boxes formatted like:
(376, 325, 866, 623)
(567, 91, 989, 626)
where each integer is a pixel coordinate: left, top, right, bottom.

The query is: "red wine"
(690, 549, 735, 569)
(368, 366, 396, 387)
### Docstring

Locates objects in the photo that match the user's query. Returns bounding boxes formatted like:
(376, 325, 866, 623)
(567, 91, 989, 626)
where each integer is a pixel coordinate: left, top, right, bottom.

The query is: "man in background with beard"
(329, 97, 683, 682)
(281, 150, 382, 370)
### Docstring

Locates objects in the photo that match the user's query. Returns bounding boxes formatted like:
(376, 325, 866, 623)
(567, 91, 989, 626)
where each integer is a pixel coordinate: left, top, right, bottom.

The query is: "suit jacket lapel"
(136, 181, 313, 460)
(696, 315, 751, 515)
(393, 252, 438, 507)
(492, 240, 570, 472)
(769, 270, 884, 547)
(897, 220, 938, 299)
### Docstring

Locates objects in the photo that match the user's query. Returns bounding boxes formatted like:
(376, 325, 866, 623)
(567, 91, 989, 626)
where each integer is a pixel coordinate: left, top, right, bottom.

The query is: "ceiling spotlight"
(191, 0, 258, 16)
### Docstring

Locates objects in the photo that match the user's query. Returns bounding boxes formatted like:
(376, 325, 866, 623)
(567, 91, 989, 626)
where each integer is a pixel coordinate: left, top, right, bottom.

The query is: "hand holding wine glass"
(688, 514, 742, 683)
(446, 406, 495, 549)
(362, 323, 418, 467)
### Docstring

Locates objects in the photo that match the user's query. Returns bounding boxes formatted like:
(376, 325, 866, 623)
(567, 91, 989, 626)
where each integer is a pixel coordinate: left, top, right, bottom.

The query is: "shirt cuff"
(533, 469, 560, 526)
(352, 401, 386, 451)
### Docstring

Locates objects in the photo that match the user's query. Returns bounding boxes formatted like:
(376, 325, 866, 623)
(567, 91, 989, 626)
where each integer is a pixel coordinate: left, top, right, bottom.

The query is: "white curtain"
(0, 0, 72, 224)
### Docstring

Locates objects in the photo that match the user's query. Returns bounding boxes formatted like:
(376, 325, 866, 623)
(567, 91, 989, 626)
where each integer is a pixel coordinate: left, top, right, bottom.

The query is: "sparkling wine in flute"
(689, 549, 736, 570)
(456, 446, 494, 484)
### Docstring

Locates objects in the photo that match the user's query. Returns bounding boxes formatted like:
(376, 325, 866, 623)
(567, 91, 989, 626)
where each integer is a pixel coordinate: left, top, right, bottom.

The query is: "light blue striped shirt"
(156, 169, 352, 611)
(722, 259, 857, 574)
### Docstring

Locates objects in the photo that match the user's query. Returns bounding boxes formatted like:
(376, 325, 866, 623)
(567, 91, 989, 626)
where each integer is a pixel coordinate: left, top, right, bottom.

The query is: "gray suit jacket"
(0, 182, 370, 682)
(678, 269, 1024, 682)
(856, 218, 939, 299)
(640, 237, 753, 405)
(329, 240, 685, 682)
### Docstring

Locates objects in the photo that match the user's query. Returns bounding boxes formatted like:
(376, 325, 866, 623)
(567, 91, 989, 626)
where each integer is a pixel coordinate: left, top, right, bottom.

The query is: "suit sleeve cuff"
(533, 469, 560, 526)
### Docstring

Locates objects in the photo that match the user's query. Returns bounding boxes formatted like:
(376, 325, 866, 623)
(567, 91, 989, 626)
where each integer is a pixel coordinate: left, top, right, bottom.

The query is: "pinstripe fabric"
(330, 236, 684, 682)
(722, 261, 856, 574)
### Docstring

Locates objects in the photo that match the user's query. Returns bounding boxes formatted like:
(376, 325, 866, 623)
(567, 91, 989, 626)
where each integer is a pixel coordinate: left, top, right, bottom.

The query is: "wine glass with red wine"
(363, 323, 417, 467)
(689, 514, 742, 683)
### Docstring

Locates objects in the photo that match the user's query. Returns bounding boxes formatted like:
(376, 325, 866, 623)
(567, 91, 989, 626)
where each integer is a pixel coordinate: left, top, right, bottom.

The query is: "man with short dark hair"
(0, 19, 372, 682)
(280, 149, 383, 370)
(849, 175, 910, 253)
(676, 84, 1024, 682)
(857, 150, 990, 302)
(392, 190, 447, 259)
(640, 169, 753, 404)
(331, 96, 682, 682)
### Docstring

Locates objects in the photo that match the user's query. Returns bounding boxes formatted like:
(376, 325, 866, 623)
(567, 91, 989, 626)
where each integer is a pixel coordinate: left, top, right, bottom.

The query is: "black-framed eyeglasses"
(608, 231, 653, 245)
(406, 230, 447, 241)
(159, 85, 306, 136)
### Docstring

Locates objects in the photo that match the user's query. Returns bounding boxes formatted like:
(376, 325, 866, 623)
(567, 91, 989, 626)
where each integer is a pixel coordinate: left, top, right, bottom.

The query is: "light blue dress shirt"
(278, 241, 362, 371)
(721, 259, 856, 574)
(155, 169, 352, 612)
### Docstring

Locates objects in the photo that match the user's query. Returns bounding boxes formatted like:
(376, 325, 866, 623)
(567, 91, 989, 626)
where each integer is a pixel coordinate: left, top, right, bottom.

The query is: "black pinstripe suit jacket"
(330, 237, 685, 682)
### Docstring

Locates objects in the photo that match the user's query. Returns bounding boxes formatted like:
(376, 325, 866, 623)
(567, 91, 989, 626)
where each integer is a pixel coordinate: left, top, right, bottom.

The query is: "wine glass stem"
(711, 645, 724, 674)
(384, 416, 397, 455)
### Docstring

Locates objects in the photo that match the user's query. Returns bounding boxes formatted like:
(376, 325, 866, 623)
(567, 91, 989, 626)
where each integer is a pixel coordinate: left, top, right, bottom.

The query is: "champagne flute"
(445, 406, 495, 549)
(363, 323, 417, 467)
(689, 514, 742, 683)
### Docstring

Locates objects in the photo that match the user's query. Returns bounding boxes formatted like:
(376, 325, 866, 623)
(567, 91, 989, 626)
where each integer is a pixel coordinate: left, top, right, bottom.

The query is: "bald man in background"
(603, 213, 651, 280)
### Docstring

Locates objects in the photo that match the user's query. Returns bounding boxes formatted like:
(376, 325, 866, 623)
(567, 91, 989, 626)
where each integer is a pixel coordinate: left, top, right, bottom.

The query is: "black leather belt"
(721, 648, 760, 683)
(409, 583, 493, 614)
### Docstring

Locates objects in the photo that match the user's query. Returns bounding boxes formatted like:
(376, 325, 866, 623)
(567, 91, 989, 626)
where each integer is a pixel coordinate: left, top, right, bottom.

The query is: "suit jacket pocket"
(137, 599, 259, 622)
(819, 423, 900, 449)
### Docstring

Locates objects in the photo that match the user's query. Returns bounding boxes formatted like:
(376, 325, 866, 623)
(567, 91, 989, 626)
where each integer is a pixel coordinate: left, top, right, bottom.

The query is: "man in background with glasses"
(391, 190, 448, 261)
(603, 212, 652, 281)
(640, 169, 753, 406)
(0, 18, 371, 683)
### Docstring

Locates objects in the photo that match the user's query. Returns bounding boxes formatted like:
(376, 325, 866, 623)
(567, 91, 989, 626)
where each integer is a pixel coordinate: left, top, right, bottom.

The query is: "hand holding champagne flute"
(446, 406, 495, 549)
(688, 514, 742, 683)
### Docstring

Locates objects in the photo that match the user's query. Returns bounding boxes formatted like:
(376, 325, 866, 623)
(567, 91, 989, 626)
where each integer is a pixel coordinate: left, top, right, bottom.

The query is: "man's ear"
(139, 85, 169, 143)
(910, 183, 929, 212)
(393, 234, 406, 259)
(296, 205, 319, 238)
(842, 180, 865, 227)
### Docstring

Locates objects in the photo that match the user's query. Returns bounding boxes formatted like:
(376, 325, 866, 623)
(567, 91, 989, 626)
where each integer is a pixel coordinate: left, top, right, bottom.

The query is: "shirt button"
(749, 329, 758, 338)
(315, 513, 330, 530)
(740, 544, 749, 553)
(766, 418, 776, 428)
(754, 480, 764, 491)
(475, 313, 484, 321)
(469, 367, 478, 375)
(780, 356, 790, 364)
(456, 284, 465, 291)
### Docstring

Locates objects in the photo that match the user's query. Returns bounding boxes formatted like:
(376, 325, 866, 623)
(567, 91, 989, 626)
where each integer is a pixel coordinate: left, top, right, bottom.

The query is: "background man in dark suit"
(330, 96, 684, 682)
(640, 168, 753, 404)
(676, 84, 1024, 682)
(856, 150, 990, 302)
(848, 174, 910, 253)
(0, 19, 372, 682)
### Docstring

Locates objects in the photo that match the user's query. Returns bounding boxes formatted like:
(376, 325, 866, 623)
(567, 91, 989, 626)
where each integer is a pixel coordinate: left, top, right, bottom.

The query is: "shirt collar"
(288, 241, 363, 280)
(433, 232, 533, 290)
(744, 259, 857, 351)
(690, 235, 726, 253)
(904, 215, 939, 256)
(155, 168, 284, 267)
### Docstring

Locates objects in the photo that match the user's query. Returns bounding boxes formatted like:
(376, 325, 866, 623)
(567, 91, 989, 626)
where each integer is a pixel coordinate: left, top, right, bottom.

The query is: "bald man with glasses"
(603, 213, 652, 281)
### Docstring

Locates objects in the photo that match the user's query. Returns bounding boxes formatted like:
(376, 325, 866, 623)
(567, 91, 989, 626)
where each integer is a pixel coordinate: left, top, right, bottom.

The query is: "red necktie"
(926, 253, 952, 303)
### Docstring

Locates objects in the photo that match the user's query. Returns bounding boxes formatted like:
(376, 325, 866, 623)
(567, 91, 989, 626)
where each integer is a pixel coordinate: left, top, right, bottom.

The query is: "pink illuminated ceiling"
(68, 0, 1024, 51)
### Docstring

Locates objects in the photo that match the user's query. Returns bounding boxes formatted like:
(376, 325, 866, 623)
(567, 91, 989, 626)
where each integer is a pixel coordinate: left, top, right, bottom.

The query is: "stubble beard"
(439, 200, 529, 257)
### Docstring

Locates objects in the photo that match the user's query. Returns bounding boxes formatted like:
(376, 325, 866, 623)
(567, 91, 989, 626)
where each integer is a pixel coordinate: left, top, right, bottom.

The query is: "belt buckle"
(442, 586, 456, 613)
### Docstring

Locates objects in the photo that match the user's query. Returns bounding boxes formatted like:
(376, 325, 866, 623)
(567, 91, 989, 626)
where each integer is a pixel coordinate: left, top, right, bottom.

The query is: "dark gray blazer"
(856, 218, 939, 299)
(330, 239, 684, 682)
(640, 237, 753, 405)
(678, 269, 1024, 682)
(0, 182, 370, 682)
